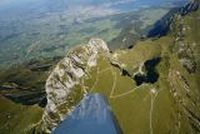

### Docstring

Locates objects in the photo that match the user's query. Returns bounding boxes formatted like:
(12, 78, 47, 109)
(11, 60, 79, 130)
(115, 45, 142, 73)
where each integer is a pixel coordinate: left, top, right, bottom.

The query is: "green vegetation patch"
(0, 96, 43, 134)
(113, 39, 162, 74)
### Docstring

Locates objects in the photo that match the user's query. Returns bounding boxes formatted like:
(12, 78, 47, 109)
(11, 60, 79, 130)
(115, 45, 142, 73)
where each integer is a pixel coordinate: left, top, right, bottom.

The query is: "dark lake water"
(134, 57, 161, 86)
(53, 93, 122, 134)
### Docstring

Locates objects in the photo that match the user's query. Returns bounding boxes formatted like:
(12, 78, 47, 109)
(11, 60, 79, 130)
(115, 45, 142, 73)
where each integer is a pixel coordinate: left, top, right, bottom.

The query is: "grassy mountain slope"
(40, 2, 200, 133)
(0, 1, 199, 134)
(94, 7, 200, 133)
(0, 96, 43, 134)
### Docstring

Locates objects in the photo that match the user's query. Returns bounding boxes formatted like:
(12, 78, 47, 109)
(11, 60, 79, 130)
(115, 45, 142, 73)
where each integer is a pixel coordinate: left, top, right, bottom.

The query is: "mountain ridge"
(34, 1, 200, 133)
(0, 0, 199, 134)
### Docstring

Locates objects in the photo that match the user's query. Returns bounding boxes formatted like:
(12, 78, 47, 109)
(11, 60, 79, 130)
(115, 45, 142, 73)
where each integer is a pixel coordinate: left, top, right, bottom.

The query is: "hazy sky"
(0, 0, 139, 18)
(0, 0, 137, 7)
(0, 0, 187, 18)
(0, 0, 187, 9)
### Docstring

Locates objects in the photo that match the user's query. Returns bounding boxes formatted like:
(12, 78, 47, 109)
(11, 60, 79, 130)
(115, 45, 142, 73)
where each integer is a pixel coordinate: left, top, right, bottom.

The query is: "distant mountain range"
(0, 0, 188, 68)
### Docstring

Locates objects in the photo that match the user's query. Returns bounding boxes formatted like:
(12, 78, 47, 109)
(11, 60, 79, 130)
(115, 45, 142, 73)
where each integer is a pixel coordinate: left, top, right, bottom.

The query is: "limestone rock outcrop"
(41, 38, 110, 132)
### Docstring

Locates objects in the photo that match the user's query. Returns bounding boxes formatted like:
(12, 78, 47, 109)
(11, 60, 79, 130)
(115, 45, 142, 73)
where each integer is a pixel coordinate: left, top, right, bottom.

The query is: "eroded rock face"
(180, 0, 199, 15)
(172, 14, 197, 73)
(40, 38, 110, 132)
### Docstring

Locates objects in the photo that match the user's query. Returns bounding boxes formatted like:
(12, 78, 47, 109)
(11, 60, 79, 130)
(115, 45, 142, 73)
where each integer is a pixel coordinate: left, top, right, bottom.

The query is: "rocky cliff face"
(41, 38, 110, 132)
(171, 14, 197, 73)
(148, 0, 200, 38)
(180, 0, 199, 15)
